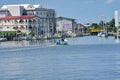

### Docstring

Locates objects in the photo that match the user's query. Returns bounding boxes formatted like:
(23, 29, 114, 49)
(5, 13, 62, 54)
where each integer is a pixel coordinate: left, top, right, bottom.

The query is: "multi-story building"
(75, 23, 84, 36)
(56, 17, 76, 37)
(115, 10, 120, 28)
(0, 4, 56, 38)
(0, 15, 40, 37)
(23, 5, 56, 38)
(56, 17, 75, 32)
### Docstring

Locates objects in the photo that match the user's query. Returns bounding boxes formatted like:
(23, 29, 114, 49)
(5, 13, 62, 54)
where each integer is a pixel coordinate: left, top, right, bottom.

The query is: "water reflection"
(68, 36, 119, 45)
(0, 39, 56, 47)
(0, 36, 119, 47)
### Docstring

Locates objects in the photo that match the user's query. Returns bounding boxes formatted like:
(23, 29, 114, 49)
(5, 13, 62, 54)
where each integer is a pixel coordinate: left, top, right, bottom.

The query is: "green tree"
(107, 18, 115, 32)
(13, 26, 18, 30)
(108, 18, 115, 31)
(109, 18, 115, 27)
(91, 23, 99, 29)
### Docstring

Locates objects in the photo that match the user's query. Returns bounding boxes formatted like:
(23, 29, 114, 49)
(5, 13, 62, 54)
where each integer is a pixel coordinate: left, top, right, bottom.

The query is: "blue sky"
(0, 0, 120, 24)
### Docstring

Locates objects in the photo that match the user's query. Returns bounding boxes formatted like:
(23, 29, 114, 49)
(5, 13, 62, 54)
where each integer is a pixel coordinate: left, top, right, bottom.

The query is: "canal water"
(0, 36, 120, 80)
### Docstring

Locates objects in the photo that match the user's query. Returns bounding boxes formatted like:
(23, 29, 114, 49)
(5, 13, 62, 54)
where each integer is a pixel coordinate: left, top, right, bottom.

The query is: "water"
(0, 36, 120, 80)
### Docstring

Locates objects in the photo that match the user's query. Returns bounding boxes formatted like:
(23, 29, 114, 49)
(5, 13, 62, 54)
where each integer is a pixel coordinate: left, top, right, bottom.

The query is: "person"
(61, 38, 64, 42)
(56, 39, 61, 45)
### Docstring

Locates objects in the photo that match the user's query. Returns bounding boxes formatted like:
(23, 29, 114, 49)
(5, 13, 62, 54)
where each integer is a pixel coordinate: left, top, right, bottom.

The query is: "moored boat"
(0, 35, 7, 42)
(97, 31, 108, 37)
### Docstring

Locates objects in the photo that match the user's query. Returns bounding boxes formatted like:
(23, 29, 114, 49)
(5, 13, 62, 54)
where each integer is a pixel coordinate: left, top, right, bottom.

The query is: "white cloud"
(106, 0, 115, 4)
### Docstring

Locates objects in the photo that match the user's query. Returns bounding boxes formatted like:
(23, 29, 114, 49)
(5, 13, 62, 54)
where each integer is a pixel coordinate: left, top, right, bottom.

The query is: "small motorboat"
(0, 35, 7, 42)
(97, 32, 108, 37)
(56, 38, 68, 45)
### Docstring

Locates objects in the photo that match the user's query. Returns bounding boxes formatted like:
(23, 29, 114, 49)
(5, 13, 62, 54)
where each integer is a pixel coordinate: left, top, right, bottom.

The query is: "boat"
(0, 35, 7, 42)
(97, 31, 108, 37)
(98, 17, 108, 37)
(56, 38, 68, 45)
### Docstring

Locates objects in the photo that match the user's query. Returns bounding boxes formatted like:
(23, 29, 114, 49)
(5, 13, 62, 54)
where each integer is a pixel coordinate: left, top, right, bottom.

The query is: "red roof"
(0, 15, 39, 20)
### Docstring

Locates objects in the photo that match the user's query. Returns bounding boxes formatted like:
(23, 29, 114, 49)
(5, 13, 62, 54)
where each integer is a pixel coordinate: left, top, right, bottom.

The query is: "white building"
(56, 17, 75, 32)
(56, 17, 76, 37)
(115, 10, 120, 27)
(0, 15, 40, 38)
(0, 4, 56, 38)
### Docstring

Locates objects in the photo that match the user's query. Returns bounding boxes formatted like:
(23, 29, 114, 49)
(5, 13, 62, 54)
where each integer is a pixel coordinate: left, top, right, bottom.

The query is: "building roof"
(0, 15, 39, 20)
(34, 4, 42, 8)
(1, 4, 42, 9)
(77, 23, 84, 27)
(57, 16, 75, 20)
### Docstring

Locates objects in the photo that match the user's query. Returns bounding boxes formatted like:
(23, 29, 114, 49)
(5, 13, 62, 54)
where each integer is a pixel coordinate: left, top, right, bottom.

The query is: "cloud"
(106, 0, 115, 4)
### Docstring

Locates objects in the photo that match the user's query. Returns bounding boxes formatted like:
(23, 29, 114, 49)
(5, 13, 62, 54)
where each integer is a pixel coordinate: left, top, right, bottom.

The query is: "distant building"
(56, 17, 76, 37)
(0, 4, 56, 38)
(0, 15, 40, 37)
(115, 10, 120, 27)
(75, 23, 84, 32)
(56, 17, 75, 32)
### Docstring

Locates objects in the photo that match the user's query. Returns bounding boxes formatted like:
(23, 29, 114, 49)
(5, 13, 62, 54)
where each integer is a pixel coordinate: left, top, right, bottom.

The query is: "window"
(41, 12, 42, 15)
(4, 20, 7, 23)
(29, 20, 32, 23)
(33, 20, 36, 23)
(8, 20, 10, 22)
(0, 27, 3, 29)
(53, 13, 55, 16)
(50, 19, 52, 22)
(19, 19, 24, 23)
(29, 26, 32, 30)
(20, 26, 25, 30)
(44, 12, 46, 15)
(37, 12, 38, 15)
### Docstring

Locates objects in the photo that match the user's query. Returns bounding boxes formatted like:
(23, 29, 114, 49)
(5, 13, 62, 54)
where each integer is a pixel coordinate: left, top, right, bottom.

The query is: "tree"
(109, 18, 115, 28)
(107, 18, 115, 32)
(13, 26, 18, 30)
(91, 23, 99, 29)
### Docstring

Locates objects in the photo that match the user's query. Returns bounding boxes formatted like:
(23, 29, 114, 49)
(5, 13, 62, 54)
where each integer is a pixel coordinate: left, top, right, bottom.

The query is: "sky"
(0, 0, 120, 24)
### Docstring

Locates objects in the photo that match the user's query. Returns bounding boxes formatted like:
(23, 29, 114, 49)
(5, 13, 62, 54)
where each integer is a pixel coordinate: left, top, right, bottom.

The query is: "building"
(0, 4, 56, 38)
(23, 5, 56, 38)
(0, 15, 40, 37)
(75, 23, 84, 36)
(56, 17, 76, 37)
(115, 10, 120, 27)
